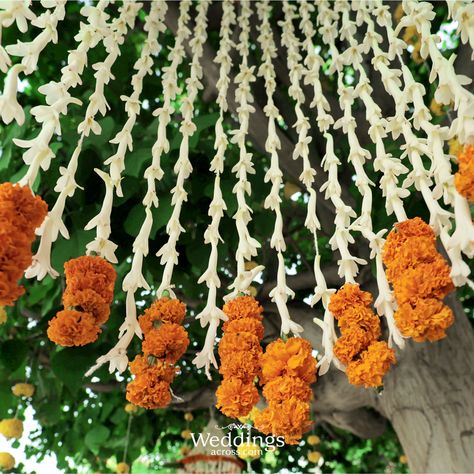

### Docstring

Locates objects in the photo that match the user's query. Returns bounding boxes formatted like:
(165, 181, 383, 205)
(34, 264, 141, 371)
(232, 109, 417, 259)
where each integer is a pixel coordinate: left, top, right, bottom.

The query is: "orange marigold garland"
(383, 217, 455, 342)
(254, 337, 316, 445)
(215, 295, 264, 418)
(328, 284, 396, 388)
(0, 183, 48, 306)
(47, 256, 116, 346)
(126, 296, 189, 409)
(454, 144, 474, 202)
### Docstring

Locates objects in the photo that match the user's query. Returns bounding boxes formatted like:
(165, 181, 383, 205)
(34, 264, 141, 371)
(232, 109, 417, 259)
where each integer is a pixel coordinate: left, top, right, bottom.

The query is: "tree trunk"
(377, 294, 474, 473)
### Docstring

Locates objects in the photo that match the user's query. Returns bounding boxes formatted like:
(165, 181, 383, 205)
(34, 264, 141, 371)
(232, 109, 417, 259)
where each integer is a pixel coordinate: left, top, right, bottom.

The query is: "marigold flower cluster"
(254, 337, 316, 445)
(0, 452, 15, 471)
(47, 256, 116, 347)
(383, 217, 455, 342)
(454, 144, 474, 202)
(126, 297, 189, 409)
(0, 418, 23, 440)
(329, 284, 396, 387)
(216, 296, 264, 418)
(0, 183, 48, 307)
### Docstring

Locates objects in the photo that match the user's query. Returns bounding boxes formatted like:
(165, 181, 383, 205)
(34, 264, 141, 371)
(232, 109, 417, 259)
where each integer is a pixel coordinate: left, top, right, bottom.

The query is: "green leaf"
(85, 425, 110, 453)
(50, 347, 98, 393)
(124, 148, 151, 178)
(0, 340, 28, 373)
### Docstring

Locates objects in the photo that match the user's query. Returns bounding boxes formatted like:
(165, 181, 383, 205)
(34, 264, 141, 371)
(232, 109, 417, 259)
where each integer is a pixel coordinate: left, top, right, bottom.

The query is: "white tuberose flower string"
(225, 0, 264, 301)
(193, 0, 236, 379)
(85, 1, 168, 265)
(155, 0, 211, 298)
(25, 1, 141, 282)
(87, 0, 193, 377)
(258, 0, 302, 336)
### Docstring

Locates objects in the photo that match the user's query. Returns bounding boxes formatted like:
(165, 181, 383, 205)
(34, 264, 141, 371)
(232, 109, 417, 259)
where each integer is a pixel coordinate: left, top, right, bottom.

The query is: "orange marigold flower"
(328, 283, 373, 318)
(64, 255, 116, 304)
(395, 299, 454, 342)
(392, 259, 454, 304)
(333, 326, 375, 365)
(141, 324, 189, 363)
(215, 377, 259, 418)
(63, 288, 110, 325)
(261, 338, 316, 385)
(126, 376, 172, 409)
(0, 183, 48, 236)
(262, 376, 312, 402)
(47, 310, 100, 347)
(254, 398, 312, 445)
(218, 332, 262, 359)
(129, 355, 176, 383)
(346, 341, 396, 388)
(222, 317, 265, 340)
(454, 144, 474, 202)
(223, 295, 263, 321)
(138, 297, 186, 334)
(219, 350, 261, 382)
(337, 306, 381, 341)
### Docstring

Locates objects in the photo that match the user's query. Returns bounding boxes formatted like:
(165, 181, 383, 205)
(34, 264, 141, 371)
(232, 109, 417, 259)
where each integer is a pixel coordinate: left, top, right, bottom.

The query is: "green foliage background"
(0, 2, 471, 473)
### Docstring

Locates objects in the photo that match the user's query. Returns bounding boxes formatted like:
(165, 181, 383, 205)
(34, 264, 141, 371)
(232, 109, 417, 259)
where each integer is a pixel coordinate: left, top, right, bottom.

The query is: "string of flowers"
(447, 1, 474, 59)
(193, 0, 236, 378)
(15, 0, 112, 189)
(382, 217, 455, 342)
(0, 1, 35, 73)
(216, 296, 264, 418)
(126, 296, 189, 409)
(155, 0, 211, 297)
(5, 0, 66, 77)
(85, 1, 168, 265)
(0, 183, 47, 307)
(47, 255, 116, 347)
(225, 0, 263, 301)
(86, 1, 193, 376)
(23, 1, 137, 281)
(455, 145, 474, 203)
(328, 283, 396, 387)
(258, 0, 302, 336)
(254, 337, 316, 444)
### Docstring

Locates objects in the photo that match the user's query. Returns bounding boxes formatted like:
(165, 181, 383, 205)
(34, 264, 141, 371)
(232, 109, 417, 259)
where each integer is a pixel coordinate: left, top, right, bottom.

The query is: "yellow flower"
(116, 462, 130, 474)
(394, 3, 404, 22)
(0, 307, 6, 324)
(307, 434, 320, 446)
(411, 44, 423, 64)
(0, 419, 23, 439)
(307, 451, 322, 463)
(237, 442, 261, 460)
(181, 429, 192, 440)
(184, 412, 193, 422)
(244, 261, 259, 271)
(430, 98, 444, 117)
(400, 455, 408, 464)
(180, 445, 191, 456)
(12, 383, 35, 398)
(238, 406, 260, 424)
(124, 403, 138, 414)
(284, 182, 301, 199)
(0, 452, 15, 471)
(449, 137, 463, 156)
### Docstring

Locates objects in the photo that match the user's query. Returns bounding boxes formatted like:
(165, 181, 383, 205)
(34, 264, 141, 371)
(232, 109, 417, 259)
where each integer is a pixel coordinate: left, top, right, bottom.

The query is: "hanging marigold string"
(0, 183, 47, 307)
(215, 296, 264, 418)
(455, 144, 474, 203)
(254, 337, 316, 444)
(47, 255, 116, 347)
(126, 296, 189, 409)
(382, 217, 455, 342)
